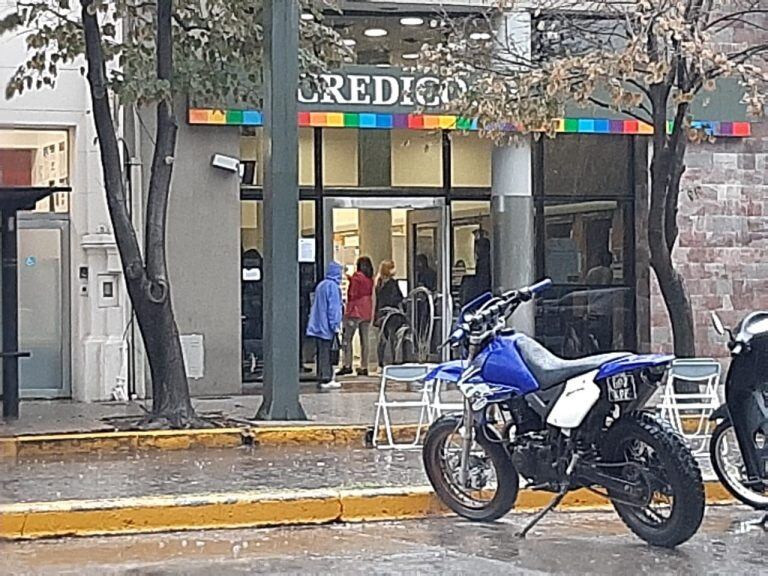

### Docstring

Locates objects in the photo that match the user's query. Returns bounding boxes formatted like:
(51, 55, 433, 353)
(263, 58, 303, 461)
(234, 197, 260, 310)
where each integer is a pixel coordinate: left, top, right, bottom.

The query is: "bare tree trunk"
(648, 88, 696, 358)
(81, 0, 194, 425)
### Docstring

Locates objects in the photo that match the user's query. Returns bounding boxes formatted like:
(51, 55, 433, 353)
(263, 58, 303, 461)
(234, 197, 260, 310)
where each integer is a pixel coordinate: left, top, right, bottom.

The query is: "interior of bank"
(239, 127, 642, 384)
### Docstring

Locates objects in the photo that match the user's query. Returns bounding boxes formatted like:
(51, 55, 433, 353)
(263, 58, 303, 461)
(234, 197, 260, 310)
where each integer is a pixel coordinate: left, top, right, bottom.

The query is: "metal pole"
(2, 211, 20, 420)
(257, 0, 306, 419)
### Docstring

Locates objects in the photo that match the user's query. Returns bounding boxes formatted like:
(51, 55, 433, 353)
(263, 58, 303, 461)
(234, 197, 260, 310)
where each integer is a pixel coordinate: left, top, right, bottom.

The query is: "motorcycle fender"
(709, 404, 730, 422)
(546, 370, 600, 429)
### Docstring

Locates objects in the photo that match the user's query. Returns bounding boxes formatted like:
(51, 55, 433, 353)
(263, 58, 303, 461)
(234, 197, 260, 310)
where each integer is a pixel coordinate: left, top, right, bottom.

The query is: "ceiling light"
(376, 64, 391, 68)
(342, 38, 357, 47)
(470, 32, 492, 41)
(402, 53, 419, 60)
(364, 28, 388, 38)
(301, 12, 314, 21)
(400, 17, 424, 26)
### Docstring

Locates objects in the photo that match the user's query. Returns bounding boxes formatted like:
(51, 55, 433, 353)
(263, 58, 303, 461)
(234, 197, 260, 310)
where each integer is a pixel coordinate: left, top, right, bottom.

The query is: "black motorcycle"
(709, 312, 768, 509)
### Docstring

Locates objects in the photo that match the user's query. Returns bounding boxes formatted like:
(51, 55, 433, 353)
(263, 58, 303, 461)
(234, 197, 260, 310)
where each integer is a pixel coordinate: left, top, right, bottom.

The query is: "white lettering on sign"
(347, 74, 371, 105)
(297, 72, 467, 109)
(320, 74, 347, 105)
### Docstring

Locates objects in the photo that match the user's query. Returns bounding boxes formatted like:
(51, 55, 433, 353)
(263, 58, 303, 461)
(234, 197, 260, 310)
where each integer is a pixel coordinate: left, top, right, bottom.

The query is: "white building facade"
(0, 0, 140, 402)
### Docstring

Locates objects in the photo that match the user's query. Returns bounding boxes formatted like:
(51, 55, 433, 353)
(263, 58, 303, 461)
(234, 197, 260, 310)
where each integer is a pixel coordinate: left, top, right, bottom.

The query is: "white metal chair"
(658, 358, 722, 455)
(424, 360, 466, 421)
(372, 363, 434, 449)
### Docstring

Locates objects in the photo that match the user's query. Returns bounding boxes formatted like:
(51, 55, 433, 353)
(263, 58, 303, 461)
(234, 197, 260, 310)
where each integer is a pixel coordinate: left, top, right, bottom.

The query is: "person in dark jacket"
(374, 259, 404, 369)
(415, 253, 437, 292)
(460, 236, 492, 305)
(306, 262, 344, 390)
(338, 256, 375, 377)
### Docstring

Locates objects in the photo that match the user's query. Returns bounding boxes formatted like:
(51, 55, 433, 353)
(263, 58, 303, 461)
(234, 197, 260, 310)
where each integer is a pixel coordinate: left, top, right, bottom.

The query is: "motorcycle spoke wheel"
(438, 426, 499, 509)
(422, 416, 519, 522)
(619, 439, 675, 526)
(711, 422, 768, 509)
(601, 413, 704, 548)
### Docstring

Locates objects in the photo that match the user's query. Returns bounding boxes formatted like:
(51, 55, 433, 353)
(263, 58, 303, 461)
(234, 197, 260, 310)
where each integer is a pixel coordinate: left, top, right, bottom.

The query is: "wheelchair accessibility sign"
(24, 256, 37, 267)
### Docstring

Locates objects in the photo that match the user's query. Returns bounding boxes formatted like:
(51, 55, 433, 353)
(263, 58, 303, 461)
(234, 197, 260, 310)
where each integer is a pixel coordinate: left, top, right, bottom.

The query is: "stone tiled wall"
(650, 121, 768, 360)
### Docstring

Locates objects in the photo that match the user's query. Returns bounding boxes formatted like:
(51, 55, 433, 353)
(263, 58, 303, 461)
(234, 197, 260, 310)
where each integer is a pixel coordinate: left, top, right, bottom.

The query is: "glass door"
(17, 217, 70, 398)
(323, 197, 450, 368)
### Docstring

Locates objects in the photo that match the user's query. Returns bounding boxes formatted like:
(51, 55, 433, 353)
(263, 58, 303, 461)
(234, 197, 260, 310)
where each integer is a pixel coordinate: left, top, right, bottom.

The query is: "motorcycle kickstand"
(516, 454, 579, 539)
(516, 484, 568, 539)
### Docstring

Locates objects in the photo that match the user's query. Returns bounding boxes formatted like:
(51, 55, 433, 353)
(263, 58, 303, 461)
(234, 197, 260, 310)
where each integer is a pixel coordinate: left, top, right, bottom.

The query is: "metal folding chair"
(372, 363, 434, 449)
(423, 359, 465, 421)
(658, 358, 722, 455)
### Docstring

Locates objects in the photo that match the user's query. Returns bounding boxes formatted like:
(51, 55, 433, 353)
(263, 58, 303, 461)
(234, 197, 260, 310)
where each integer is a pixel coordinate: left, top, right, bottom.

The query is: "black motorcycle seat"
(516, 336, 630, 389)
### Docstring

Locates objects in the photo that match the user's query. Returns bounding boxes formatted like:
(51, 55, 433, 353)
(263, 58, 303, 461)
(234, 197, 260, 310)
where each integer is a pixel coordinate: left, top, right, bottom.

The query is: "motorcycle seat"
(516, 336, 631, 389)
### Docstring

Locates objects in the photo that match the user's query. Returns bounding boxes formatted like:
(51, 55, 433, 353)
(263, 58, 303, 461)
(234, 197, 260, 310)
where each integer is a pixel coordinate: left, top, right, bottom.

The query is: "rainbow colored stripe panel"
(187, 108, 751, 137)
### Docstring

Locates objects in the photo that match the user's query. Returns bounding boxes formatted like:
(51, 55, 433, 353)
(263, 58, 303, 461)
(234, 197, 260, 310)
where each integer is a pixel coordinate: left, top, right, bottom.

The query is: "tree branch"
(144, 0, 178, 294)
(80, 0, 145, 280)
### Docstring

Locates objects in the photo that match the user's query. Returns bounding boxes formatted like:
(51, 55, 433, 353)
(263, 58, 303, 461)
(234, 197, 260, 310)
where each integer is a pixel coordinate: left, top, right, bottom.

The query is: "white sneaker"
(319, 380, 342, 390)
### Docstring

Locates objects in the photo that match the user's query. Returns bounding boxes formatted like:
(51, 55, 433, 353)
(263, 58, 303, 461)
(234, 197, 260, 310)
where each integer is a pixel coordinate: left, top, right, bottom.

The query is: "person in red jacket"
(338, 256, 374, 377)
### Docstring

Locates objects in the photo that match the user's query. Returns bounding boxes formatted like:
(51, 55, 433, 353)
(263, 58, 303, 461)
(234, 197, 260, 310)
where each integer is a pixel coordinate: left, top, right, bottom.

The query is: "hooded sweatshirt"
(306, 262, 343, 340)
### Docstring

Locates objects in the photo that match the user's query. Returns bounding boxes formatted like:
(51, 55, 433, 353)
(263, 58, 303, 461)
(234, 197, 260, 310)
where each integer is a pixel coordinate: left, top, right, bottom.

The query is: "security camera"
(211, 154, 240, 173)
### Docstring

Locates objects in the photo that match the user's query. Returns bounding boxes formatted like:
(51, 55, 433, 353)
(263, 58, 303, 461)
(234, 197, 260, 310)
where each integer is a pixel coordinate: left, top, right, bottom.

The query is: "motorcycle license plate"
(607, 374, 637, 402)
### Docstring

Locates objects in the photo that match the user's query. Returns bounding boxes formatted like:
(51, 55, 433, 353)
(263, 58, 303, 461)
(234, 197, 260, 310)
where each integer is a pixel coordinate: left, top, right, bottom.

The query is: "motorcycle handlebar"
(455, 278, 552, 339)
(529, 278, 553, 296)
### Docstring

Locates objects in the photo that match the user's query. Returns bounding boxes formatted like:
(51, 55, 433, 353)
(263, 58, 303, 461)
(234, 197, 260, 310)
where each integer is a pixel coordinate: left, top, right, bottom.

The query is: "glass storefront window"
(450, 201, 491, 308)
(542, 135, 631, 197)
(535, 134, 636, 357)
(0, 128, 70, 213)
(540, 199, 632, 285)
(241, 200, 317, 381)
(391, 129, 442, 188)
(322, 128, 442, 189)
(323, 129, 360, 187)
(327, 12, 443, 68)
(536, 284, 635, 358)
(240, 127, 314, 187)
(451, 132, 492, 188)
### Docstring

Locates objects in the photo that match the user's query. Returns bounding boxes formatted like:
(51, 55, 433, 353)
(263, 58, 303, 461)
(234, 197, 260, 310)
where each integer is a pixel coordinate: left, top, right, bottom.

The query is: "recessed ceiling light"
(376, 64, 391, 68)
(364, 28, 388, 38)
(470, 32, 492, 41)
(342, 38, 357, 47)
(402, 53, 419, 60)
(301, 12, 314, 21)
(400, 17, 424, 26)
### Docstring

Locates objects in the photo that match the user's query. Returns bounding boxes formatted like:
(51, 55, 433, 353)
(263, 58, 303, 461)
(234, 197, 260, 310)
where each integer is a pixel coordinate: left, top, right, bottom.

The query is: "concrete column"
(491, 11, 535, 334)
(359, 209, 392, 271)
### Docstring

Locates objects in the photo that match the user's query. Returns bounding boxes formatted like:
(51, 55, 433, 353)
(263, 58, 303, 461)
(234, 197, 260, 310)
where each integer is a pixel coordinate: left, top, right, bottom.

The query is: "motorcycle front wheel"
(422, 415, 519, 521)
(602, 412, 705, 548)
(710, 420, 768, 510)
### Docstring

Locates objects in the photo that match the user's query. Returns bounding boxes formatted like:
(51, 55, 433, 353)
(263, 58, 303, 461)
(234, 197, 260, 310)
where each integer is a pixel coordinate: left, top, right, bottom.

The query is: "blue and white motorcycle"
(422, 279, 705, 548)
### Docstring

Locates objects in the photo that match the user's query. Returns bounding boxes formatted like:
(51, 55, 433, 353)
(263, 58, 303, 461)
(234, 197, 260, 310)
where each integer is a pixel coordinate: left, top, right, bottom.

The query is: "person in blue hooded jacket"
(306, 261, 344, 390)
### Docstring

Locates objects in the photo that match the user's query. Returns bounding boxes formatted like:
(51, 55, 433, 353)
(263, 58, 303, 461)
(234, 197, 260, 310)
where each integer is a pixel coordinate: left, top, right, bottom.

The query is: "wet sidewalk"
(0, 386, 456, 436)
(0, 445, 428, 504)
(0, 441, 717, 505)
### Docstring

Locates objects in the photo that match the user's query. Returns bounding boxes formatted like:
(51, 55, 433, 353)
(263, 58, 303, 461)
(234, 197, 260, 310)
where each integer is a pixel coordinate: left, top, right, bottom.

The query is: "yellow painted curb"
(0, 424, 424, 459)
(0, 489, 341, 540)
(2, 428, 248, 459)
(0, 481, 733, 540)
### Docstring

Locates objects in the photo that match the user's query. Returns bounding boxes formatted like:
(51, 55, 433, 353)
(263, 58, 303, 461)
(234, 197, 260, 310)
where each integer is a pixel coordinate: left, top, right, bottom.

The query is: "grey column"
(257, 0, 306, 420)
(491, 10, 535, 334)
(492, 143, 535, 334)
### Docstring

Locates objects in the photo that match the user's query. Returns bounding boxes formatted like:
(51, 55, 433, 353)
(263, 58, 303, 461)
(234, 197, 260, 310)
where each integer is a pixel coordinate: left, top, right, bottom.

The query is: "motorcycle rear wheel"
(602, 412, 705, 548)
(422, 415, 519, 521)
(710, 420, 768, 510)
